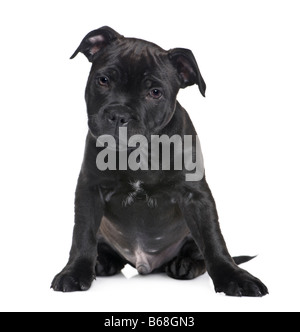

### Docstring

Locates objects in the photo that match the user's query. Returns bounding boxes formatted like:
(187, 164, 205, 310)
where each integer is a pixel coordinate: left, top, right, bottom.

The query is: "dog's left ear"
(70, 26, 123, 62)
(169, 48, 206, 97)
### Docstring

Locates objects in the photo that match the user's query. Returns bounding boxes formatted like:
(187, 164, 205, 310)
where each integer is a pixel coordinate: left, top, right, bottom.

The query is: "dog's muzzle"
(103, 105, 139, 128)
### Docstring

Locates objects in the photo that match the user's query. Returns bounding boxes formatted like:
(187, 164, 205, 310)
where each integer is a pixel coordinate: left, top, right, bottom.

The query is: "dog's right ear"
(70, 26, 123, 62)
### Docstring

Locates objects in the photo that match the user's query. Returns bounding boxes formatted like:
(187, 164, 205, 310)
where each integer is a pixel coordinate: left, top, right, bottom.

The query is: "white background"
(0, 0, 299, 312)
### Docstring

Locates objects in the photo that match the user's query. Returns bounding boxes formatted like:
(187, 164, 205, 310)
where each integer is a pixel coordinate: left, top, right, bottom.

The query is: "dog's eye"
(149, 89, 162, 99)
(97, 76, 109, 87)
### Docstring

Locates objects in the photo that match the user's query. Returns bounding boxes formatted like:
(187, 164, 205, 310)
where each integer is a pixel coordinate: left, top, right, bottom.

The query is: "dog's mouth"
(92, 126, 148, 153)
(88, 113, 149, 137)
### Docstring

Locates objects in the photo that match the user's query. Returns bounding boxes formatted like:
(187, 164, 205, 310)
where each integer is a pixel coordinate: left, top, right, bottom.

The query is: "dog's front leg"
(180, 177, 268, 297)
(51, 173, 104, 292)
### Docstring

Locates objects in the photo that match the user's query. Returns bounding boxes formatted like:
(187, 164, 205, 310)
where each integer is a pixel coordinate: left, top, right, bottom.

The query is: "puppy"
(51, 26, 268, 296)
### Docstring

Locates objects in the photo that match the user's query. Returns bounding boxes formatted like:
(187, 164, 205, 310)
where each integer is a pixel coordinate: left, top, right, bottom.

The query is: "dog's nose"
(107, 111, 133, 127)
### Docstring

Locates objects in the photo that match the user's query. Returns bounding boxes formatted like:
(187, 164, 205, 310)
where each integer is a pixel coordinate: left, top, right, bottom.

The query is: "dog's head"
(71, 26, 206, 139)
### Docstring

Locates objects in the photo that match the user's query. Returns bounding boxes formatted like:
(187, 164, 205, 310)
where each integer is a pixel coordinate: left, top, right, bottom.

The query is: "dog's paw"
(95, 259, 124, 276)
(213, 268, 268, 297)
(51, 263, 95, 292)
(96, 242, 125, 277)
(166, 256, 206, 280)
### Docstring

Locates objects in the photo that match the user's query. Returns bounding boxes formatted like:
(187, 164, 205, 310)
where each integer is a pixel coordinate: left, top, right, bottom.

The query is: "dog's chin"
(89, 126, 151, 141)
(89, 127, 151, 153)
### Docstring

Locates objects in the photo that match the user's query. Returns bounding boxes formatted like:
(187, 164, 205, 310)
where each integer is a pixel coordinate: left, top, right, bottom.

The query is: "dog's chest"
(99, 180, 189, 274)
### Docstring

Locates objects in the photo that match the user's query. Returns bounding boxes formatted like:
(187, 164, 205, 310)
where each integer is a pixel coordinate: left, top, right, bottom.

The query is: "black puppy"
(51, 26, 268, 296)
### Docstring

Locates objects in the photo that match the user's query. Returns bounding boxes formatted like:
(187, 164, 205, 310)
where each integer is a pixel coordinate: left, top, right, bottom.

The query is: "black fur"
(51, 26, 268, 296)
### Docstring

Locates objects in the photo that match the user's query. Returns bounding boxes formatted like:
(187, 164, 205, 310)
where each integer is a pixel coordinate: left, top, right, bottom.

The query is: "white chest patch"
(122, 180, 157, 208)
(131, 180, 143, 191)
